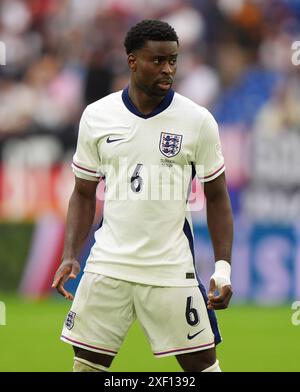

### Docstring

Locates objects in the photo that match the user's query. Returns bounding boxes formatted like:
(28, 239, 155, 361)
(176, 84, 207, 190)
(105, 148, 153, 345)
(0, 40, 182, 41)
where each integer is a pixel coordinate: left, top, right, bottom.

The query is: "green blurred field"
(0, 294, 299, 372)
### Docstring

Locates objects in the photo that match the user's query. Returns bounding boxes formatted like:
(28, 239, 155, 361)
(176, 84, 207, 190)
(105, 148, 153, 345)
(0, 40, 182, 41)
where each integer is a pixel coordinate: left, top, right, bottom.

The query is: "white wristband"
(210, 260, 231, 289)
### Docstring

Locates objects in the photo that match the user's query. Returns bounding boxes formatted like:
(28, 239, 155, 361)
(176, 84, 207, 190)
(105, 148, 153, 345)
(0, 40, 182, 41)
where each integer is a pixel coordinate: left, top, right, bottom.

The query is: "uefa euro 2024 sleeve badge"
(159, 132, 183, 158)
(65, 311, 76, 330)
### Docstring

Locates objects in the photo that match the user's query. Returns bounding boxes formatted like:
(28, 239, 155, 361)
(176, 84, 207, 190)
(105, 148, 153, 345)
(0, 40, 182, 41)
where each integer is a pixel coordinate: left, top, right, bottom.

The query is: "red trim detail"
(201, 164, 224, 180)
(61, 335, 117, 354)
(72, 162, 100, 176)
(154, 341, 214, 356)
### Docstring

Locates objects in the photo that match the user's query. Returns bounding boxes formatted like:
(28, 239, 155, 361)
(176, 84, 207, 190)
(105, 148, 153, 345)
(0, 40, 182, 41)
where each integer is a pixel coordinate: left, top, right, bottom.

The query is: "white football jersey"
(72, 87, 225, 286)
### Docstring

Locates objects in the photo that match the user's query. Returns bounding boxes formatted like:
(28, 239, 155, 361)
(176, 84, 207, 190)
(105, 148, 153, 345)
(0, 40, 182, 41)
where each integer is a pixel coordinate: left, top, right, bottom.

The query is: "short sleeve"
(195, 110, 225, 182)
(72, 108, 103, 182)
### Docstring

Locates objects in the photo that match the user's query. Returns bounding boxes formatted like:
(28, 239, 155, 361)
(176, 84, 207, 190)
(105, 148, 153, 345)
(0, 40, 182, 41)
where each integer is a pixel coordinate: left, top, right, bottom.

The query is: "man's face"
(129, 40, 178, 97)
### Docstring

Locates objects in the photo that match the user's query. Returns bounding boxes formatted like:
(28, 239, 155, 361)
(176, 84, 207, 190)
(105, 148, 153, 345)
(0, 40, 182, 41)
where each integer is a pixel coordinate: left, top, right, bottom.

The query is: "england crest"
(159, 132, 183, 158)
(65, 311, 76, 330)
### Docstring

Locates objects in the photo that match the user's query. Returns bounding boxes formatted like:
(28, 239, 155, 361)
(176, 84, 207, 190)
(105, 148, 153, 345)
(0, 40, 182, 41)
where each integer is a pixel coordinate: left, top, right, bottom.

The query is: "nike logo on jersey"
(106, 137, 125, 143)
(187, 328, 205, 340)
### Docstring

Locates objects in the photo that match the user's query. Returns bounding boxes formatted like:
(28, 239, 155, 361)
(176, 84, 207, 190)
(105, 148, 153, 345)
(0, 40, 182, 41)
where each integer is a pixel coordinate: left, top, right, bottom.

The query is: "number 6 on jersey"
(131, 164, 143, 193)
(185, 296, 200, 326)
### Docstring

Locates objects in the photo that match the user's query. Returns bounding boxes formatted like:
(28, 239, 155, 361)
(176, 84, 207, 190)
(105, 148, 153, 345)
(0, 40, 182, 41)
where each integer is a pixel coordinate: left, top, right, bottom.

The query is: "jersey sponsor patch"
(65, 311, 76, 330)
(186, 273, 195, 279)
(159, 132, 183, 158)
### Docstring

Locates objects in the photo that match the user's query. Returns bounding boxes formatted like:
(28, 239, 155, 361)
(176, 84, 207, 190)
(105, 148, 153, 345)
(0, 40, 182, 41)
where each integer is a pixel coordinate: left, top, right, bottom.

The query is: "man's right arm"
(52, 176, 98, 300)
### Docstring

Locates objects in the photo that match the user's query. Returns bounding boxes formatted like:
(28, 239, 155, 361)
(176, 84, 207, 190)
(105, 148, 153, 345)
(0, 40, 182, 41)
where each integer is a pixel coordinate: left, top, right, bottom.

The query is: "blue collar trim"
(121, 86, 174, 119)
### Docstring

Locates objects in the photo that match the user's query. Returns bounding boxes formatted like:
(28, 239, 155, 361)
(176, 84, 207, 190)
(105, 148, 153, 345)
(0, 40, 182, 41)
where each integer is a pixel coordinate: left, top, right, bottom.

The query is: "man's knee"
(176, 347, 218, 372)
(73, 346, 114, 372)
(201, 359, 221, 372)
(73, 357, 110, 372)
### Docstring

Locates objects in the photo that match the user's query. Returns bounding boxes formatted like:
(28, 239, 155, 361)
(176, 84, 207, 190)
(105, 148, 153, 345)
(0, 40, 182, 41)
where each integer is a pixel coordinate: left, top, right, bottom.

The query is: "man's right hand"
(52, 259, 81, 300)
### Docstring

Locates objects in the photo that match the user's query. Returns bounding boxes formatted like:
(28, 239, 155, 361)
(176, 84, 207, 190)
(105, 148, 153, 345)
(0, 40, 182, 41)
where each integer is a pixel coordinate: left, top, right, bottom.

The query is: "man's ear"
(128, 53, 137, 72)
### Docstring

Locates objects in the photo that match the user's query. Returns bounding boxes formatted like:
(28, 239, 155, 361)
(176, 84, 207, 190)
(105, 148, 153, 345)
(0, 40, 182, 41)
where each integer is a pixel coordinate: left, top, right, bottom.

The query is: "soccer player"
(52, 20, 233, 372)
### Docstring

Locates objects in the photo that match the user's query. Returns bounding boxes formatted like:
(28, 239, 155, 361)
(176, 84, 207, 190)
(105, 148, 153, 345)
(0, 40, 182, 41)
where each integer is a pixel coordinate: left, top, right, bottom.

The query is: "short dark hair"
(124, 19, 179, 54)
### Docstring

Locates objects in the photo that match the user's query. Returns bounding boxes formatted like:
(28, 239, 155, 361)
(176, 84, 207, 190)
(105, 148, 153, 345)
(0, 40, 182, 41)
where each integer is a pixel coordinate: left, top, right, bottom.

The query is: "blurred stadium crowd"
(1, 0, 300, 136)
(1, 0, 300, 302)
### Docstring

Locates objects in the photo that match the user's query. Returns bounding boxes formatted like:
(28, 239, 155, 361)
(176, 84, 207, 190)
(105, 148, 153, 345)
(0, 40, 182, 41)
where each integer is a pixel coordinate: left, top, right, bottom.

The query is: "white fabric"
(73, 357, 109, 372)
(72, 90, 225, 286)
(210, 260, 231, 290)
(202, 359, 221, 372)
(61, 272, 216, 358)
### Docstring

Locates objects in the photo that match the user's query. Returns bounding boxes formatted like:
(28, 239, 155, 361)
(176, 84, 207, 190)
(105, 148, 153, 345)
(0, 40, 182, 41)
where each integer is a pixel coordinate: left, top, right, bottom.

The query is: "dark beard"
(137, 81, 170, 98)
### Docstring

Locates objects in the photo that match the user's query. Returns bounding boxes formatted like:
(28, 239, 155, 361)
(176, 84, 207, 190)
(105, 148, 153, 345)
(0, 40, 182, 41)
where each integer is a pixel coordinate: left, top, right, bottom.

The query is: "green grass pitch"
(0, 294, 299, 372)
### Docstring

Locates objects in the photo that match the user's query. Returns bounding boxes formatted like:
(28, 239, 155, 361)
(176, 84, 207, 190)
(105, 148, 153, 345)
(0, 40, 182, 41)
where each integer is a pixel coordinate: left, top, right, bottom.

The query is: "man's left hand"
(207, 278, 233, 310)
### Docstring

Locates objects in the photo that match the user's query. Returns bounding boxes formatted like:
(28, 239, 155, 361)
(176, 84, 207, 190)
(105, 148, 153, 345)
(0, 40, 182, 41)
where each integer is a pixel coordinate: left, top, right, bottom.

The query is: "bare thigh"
(73, 346, 114, 368)
(176, 347, 216, 372)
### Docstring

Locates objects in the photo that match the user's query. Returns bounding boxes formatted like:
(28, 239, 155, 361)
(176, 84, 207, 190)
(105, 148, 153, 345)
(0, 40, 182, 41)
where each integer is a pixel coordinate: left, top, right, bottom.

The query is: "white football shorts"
(61, 272, 221, 358)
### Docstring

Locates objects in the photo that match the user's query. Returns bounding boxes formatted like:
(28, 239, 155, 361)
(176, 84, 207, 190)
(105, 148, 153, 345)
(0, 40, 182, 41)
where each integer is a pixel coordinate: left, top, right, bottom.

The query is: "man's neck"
(128, 84, 165, 116)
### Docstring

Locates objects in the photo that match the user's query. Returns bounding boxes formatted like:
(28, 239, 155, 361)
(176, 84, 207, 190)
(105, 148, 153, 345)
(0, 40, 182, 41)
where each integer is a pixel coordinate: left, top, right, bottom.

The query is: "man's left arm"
(204, 172, 233, 310)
